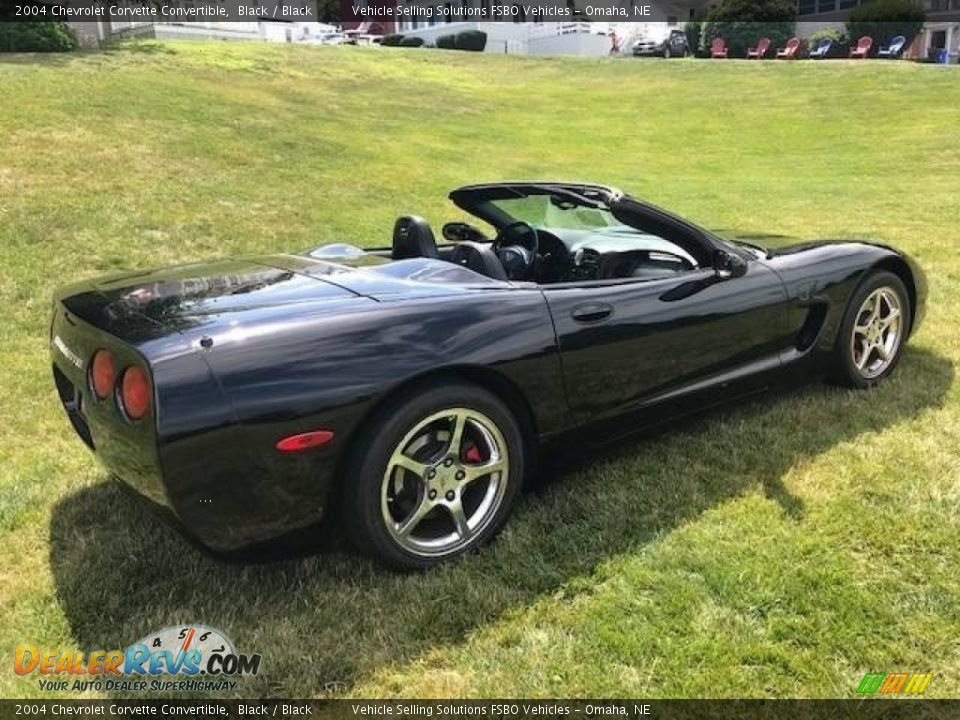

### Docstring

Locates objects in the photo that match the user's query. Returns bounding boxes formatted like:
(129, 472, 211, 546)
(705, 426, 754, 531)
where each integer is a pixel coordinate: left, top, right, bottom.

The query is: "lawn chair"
(747, 37, 771, 59)
(850, 36, 873, 58)
(877, 35, 907, 59)
(710, 38, 728, 59)
(776, 37, 800, 59)
(809, 38, 832, 59)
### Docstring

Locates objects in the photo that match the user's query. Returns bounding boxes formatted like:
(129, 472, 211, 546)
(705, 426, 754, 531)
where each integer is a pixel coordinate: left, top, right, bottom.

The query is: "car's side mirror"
(713, 249, 748, 280)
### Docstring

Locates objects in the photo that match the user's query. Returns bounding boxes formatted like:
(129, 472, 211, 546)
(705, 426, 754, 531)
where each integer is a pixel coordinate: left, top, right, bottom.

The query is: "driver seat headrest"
(392, 216, 439, 260)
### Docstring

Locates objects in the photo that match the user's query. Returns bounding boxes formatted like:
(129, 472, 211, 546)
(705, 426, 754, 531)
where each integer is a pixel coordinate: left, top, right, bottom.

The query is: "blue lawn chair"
(809, 38, 832, 59)
(877, 35, 907, 59)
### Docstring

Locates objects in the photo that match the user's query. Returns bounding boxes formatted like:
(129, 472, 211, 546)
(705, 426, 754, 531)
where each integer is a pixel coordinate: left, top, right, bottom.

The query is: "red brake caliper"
(463, 443, 482, 464)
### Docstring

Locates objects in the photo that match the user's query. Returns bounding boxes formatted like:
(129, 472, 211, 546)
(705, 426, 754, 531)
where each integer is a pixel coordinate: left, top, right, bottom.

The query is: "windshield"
(490, 194, 630, 231)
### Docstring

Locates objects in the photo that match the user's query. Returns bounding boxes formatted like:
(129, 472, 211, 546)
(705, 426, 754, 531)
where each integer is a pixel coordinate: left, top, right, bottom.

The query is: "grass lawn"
(1, 42, 959, 700)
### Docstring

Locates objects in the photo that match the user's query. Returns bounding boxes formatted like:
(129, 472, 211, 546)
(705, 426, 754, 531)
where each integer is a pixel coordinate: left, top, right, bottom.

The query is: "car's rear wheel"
(831, 270, 911, 388)
(341, 382, 524, 569)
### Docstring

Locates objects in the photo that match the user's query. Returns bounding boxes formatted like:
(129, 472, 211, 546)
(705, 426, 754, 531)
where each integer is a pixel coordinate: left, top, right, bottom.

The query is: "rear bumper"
(50, 305, 168, 507)
(53, 333, 339, 551)
(51, 288, 347, 554)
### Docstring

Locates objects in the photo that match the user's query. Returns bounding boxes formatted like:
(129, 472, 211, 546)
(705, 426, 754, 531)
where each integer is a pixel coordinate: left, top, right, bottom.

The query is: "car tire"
(830, 270, 911, 388)
(340, 382, 525, 570)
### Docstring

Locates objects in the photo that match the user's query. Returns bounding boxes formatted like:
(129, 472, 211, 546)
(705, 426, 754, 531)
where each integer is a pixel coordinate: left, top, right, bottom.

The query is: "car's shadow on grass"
(48, 348, 953, 697)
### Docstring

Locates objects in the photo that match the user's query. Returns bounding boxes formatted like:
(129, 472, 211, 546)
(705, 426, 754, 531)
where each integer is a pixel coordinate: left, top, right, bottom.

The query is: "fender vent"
(796, 303, 828, 352)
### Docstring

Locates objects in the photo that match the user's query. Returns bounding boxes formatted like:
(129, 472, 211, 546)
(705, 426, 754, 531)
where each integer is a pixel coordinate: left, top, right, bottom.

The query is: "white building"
(68, 15, 322, 48)
(387, 0, 713, 55)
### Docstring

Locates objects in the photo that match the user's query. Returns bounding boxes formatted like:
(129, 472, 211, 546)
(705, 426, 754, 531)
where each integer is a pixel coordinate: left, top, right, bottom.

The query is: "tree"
(846, 0, 925, 53)
(315, 0, 339, 23)
(684, 6, 710, 57)
(700, 0, 796, 58)
(0, 22, 77, 52)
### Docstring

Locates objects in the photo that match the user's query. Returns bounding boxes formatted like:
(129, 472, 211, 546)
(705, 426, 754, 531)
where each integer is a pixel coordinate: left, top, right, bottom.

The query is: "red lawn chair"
(850, 36, 873, 58)
(710, 38, 729, 58)
(747, 37, 771, 59)
(776, 37, 800, 59)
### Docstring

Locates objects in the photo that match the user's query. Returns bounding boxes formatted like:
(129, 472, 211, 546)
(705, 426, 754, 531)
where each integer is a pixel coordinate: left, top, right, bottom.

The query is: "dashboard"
(437, 221, 700, 284)
(534, 227, 697, 284)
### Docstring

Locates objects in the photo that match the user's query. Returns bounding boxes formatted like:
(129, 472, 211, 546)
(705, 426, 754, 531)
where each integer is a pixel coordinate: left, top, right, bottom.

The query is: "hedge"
(699, 0, 796, 58)
(380, 34, 404, 46)
(0, 22, 77, 52)
(454, 30, 486, 52)
(399, 36, 425, 47)
(846, 0, 925, 53)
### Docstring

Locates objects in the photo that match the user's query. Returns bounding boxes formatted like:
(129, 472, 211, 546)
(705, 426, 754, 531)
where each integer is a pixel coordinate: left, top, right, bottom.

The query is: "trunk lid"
(61, 255, 359, 337)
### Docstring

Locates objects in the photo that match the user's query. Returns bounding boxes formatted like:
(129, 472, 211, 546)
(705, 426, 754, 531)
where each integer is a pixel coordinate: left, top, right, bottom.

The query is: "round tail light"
(90, 350, 116, 400)
(120, 366, 152, 421)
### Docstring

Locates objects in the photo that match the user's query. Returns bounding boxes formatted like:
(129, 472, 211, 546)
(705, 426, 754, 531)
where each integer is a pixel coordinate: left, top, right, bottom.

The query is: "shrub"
(0, 22, 77, 52)
(436, 33, 456, 49)
(685, 21, 704, 55)
(806, 27, 846, 46)
(685, 7, 709, 56)
(699, 0, 796, 58)
(846, 0, 925, 53)
(399, 36, 425, 47)
(802, 27, 846, 57)
(454, 30, 487, 52)
(380, 34, 405, 46)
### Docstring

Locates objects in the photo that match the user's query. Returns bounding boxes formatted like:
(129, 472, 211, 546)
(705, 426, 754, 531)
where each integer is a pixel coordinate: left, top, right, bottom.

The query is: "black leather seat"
(392, 216, 439, 260)
(448, 241, 508, 281)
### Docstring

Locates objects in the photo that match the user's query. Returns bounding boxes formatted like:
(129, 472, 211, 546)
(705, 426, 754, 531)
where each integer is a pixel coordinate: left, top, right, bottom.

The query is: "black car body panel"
(49, 182, 927, 550)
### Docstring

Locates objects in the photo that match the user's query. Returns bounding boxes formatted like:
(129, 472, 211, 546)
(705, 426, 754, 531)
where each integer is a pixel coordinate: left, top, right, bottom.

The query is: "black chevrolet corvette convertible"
(50, 182, 926, 568)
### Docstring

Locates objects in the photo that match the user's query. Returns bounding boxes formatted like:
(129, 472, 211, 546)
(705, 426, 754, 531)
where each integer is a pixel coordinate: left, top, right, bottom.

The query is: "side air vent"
(796, 303, 828, 352)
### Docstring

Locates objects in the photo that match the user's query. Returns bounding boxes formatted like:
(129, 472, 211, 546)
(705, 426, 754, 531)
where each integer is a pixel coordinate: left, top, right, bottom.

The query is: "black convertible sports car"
(50, 182, 926, 568)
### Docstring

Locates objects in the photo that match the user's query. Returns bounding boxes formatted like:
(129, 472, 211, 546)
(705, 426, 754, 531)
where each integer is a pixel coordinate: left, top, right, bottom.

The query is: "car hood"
(714, 230, 902, 258)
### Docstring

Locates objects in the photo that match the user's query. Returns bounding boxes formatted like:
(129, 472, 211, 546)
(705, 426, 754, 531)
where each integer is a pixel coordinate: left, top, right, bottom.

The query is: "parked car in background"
(318, 33, 347, 45)
(633, 29, 688, 58)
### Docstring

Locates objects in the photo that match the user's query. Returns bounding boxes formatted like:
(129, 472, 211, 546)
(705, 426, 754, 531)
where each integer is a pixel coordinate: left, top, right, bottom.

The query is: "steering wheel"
(492, 221, 540, 281)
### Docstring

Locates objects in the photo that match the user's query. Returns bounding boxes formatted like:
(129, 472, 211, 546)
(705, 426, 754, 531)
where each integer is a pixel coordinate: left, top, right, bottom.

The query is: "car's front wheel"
(831, 270, 911, 387)
(341, 382, 524, 569)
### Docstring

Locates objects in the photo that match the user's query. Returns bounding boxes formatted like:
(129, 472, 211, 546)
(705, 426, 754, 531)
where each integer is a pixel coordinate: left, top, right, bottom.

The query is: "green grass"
(1, 42, 959, 699)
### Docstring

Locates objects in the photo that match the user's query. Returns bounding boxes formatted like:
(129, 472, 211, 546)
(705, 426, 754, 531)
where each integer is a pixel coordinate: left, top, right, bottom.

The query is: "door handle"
(571, 302, 613, 323)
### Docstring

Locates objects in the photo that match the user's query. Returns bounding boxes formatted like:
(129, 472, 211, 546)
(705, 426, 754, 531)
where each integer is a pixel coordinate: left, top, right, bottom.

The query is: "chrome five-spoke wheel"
(833, 270, 911, 388)
(850, 286, 903, 380)
(343, 382, 523, 569)
(381, 408, 509, 558)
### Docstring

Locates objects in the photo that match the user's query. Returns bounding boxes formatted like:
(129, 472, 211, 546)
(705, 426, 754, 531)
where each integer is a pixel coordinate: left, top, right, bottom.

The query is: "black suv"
(632, 29, 689, 58)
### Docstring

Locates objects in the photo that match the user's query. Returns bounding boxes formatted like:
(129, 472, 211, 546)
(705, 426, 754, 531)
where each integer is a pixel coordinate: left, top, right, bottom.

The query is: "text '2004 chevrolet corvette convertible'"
(49, 182, 927, 568)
